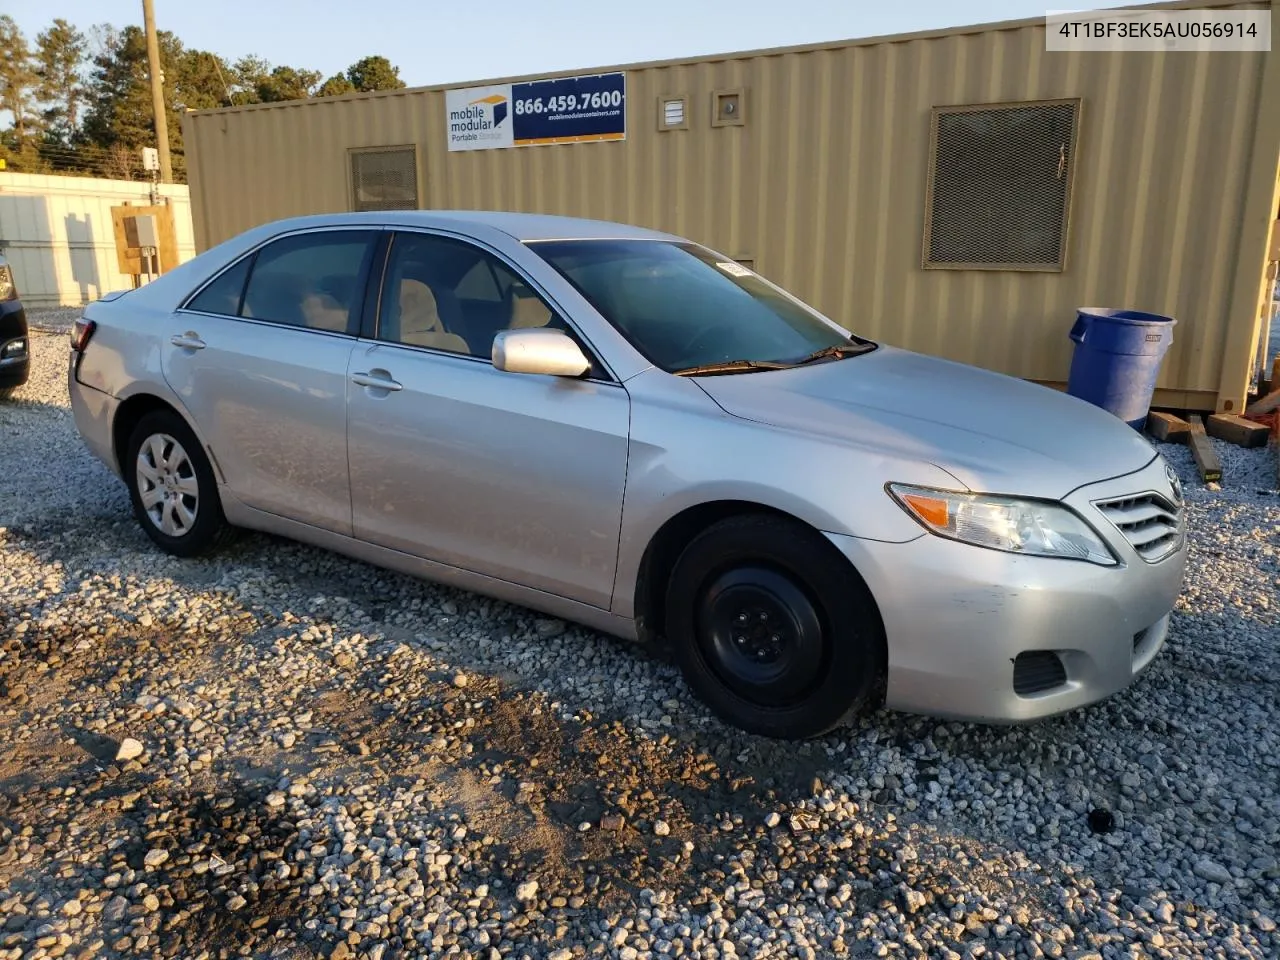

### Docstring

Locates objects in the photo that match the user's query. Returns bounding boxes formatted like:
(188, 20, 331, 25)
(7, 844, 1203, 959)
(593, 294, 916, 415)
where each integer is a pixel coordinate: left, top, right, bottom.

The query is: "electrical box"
(124, 214, 160, 250)
(111, 203, 178, 275)
(141, 147, 160, 172)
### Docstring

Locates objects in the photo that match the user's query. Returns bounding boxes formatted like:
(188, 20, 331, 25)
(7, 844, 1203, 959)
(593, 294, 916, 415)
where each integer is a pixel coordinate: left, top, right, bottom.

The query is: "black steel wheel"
(666, 513, 885, 739)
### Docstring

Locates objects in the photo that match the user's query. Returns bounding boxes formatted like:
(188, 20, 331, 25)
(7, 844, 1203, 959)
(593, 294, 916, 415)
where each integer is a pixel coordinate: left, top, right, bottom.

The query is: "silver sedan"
(67, 211, 1187, 739)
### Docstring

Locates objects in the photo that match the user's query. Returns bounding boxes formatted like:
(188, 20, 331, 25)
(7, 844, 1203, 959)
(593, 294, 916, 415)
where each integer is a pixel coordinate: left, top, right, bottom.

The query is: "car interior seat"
(508, 288, 553, 329)
(300, 289, 351, 333)
(395, 278, 470, 353)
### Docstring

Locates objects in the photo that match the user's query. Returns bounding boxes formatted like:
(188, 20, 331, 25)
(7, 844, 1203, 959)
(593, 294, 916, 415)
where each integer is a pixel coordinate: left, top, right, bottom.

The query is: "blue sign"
(510, 72, 627, 146)
(446, 72, 626, 151)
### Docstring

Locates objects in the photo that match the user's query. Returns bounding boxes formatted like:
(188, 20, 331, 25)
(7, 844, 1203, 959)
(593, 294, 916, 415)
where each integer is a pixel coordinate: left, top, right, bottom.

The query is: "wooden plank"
(1188, 416, 1223, 484)
(1207, 412, 1271, 448)
(1145, 411, 1190, 443)
(1246, 388, 1280, 416)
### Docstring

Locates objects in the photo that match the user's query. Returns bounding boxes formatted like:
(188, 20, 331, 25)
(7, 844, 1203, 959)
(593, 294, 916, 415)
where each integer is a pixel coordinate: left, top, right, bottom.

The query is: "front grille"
(1094, 492, 1182, 563)
(1013, 651, 1067, 695)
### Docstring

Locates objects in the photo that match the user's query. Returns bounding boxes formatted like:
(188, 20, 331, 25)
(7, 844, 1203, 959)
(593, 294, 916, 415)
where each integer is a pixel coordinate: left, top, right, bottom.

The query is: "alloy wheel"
(135, 432, 200, 537)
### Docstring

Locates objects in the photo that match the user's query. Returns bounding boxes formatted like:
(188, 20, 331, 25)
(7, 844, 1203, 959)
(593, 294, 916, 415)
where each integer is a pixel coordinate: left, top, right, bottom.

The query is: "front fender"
(610, 369, 950, 618)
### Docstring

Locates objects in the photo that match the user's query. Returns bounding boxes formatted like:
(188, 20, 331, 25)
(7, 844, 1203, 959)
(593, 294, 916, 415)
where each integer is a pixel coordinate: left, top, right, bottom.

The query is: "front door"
(346, 230, 630, 609)
(162, 228, 381, 535)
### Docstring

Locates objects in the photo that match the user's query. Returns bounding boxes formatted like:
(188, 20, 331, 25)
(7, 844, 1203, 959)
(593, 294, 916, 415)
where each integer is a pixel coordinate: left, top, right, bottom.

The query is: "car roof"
(243, 210, 682, 243)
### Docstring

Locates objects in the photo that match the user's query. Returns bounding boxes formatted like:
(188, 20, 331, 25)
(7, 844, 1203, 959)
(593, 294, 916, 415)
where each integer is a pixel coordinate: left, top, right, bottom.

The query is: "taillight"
(70, 318, 97, 353)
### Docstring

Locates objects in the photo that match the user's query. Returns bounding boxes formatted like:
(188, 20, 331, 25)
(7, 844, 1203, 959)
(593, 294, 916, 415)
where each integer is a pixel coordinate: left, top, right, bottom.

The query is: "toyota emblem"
(1166, 464, 1183, 504)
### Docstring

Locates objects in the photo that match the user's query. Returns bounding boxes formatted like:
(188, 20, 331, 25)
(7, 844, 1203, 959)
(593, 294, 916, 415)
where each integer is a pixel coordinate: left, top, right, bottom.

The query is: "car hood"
(692, 344, 1158, 500)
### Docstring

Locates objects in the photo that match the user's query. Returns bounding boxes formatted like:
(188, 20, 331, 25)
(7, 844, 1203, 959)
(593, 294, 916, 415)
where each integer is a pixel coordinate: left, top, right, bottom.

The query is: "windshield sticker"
(715, 261, 753, 278)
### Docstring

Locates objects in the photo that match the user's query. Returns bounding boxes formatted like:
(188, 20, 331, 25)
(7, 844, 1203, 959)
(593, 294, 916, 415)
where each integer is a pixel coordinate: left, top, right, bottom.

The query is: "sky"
(6, 0, 1138, 89)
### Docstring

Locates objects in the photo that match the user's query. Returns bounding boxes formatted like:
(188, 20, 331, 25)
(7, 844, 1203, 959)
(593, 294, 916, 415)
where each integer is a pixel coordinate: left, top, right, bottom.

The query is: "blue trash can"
(1065, 308, 1177, 430)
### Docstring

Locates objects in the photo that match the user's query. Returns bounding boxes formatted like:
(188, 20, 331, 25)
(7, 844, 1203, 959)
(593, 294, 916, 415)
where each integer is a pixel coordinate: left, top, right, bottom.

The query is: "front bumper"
(0, 299, 29, 389)
(828, 455, 1187, 723)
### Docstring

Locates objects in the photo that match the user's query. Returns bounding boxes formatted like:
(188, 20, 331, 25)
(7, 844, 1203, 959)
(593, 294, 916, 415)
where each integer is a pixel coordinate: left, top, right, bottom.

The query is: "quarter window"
(239, 230, 379, 334)
(186, 256, 251, 316)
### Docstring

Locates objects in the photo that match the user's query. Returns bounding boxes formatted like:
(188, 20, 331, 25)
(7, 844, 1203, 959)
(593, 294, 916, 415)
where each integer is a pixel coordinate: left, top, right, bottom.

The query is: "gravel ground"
(1, 330, 1278, 960)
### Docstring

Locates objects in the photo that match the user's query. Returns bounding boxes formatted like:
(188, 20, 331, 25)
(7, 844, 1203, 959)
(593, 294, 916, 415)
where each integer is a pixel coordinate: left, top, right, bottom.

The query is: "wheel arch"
(631, 499, 886, 661)
(112, 392, 223, 484)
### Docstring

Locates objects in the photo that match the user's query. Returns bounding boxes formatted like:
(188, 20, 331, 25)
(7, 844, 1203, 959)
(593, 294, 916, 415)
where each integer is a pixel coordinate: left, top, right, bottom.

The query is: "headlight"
(887, 483, 1117, 566)
(0, 338, 26, 360)
(0, 265, 14, 301)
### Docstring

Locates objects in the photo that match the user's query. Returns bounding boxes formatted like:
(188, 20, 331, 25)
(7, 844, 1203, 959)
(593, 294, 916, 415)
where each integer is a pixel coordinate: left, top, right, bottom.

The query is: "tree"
(81, 25, 231, 178)
(344, 55, 404, 93)
(81, 24, 163, 158)
(232, 57, 321, 103)
(0, 15, 39, 139)
(174, 48, 234, 112)
(316, 72, 354, 98)
(258, 65, 321, 102)
(34, 18, 88, 144)
(230, 54, 270, 104)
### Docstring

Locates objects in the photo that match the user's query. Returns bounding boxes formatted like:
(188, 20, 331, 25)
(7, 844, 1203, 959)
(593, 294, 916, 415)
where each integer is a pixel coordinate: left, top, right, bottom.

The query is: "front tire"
(665, 514, 885, 739)
(125, 410, 235, 557)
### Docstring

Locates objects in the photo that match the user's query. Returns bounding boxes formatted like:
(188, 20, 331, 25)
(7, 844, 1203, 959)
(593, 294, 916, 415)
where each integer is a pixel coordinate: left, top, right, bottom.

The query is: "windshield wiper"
(672, 358, 793, 376)
(792, 342, 877, 366)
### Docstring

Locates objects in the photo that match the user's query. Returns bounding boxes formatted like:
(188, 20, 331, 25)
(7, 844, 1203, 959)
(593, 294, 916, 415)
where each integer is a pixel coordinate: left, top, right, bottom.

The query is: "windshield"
(526, 239, 873, 373)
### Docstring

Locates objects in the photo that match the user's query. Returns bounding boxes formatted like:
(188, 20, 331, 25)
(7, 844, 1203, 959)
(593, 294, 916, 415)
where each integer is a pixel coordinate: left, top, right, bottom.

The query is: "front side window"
(527, 239, 872, 373)
(378, 232, 586, 365)
(239, 230, 378, 334)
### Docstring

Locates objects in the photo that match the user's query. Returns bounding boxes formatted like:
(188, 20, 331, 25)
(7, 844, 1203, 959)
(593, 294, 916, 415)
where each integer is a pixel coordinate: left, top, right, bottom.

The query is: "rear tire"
(665, 513, 885, 739)
(125, 409, 235, 557)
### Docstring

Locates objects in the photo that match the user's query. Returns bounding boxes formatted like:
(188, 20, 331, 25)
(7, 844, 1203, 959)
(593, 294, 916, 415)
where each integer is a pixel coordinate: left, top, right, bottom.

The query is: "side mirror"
(492, 327, 591, 377)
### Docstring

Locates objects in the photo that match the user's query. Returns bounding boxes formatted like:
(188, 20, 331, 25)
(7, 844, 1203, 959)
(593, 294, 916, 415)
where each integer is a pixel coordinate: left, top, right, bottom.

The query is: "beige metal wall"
(183, 0, 1280, 411)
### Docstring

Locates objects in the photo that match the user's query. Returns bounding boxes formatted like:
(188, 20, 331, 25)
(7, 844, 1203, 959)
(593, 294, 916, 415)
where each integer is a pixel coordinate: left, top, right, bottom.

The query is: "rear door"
(346, 229, 631, 609)
(162, 227, 381, 535)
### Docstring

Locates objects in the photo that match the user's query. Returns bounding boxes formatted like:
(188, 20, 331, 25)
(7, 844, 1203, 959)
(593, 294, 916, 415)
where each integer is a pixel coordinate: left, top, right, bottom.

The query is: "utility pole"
(142, 0, 172, 183)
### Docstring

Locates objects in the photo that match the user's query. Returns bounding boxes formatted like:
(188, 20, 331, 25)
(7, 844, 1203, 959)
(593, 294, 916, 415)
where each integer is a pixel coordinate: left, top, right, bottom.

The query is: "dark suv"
(0, 252, 29, 399)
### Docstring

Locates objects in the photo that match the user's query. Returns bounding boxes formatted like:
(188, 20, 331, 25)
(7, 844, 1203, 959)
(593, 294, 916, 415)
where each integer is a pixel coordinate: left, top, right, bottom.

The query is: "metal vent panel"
(924, 99, 1080, 271)
(1094, 492, 1183, 563)
(351, 146, 419, 212)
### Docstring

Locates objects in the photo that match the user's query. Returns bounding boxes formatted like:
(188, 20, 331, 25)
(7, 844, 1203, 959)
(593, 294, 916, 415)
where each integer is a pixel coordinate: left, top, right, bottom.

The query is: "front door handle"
(351, 370, 403, 392)
(170, 332, 205, 350)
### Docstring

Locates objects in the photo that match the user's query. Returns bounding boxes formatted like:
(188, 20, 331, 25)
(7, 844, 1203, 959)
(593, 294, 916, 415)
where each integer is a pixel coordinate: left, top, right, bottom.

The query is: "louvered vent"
(1094, 492, 1183, 563)
(923, 99, 1080, 271)
(351, 146, 418, 212)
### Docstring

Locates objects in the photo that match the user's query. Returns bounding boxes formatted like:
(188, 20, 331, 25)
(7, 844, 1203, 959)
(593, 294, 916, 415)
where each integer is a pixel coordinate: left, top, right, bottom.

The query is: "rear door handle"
(351, 370, 403, 392)
(170, 333, 205, 350)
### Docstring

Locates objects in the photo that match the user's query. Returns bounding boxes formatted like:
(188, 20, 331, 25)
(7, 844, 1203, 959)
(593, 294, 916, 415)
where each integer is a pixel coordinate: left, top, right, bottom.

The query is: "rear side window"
(187, 257, 251, 316)
(239, 230, 378, 334)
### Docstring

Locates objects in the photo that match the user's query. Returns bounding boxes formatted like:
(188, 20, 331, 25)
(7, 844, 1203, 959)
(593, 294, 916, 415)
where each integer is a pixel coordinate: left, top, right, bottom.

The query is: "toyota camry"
(67, 211, 1187, 739)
